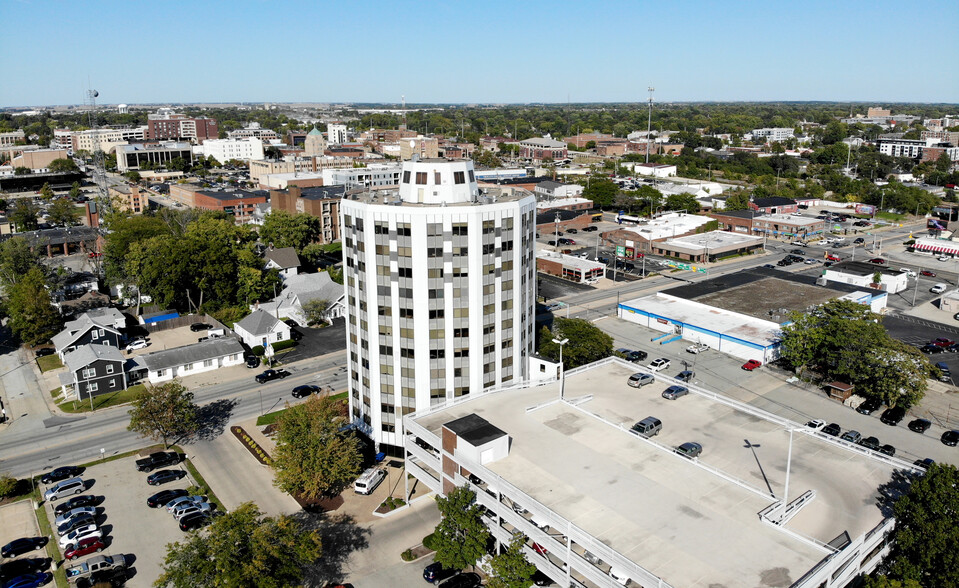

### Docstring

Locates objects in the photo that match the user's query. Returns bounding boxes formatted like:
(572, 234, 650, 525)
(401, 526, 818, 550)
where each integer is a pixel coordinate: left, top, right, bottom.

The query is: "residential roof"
(234, 309, 281, 336)
(264, 247, 300, 270)
(753, 197, 797, 207)
(280, 271, 344, 305)
(536, 180, 564, 191)
(52, 313, 122, 351)
(63, 343, 124, 372)
(140, 338, 244, 372)
(444, 413, 507, 447)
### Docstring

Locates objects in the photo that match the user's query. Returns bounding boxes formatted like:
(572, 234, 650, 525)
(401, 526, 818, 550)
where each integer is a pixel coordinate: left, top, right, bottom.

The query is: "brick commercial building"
(651, 231, 765, 263)
(536, 250, 604, 283)
(709, 210, 826, 241)
(750, 197, 798, 214)
(536, 209, 593, 235)
(563, 132, 613, 149)
(108, 184, 146, 214)
(190, 189, 268, 224)
(269, 185, 344, 243)
(520, 137, 568, 162)
(147, 111, 218, 144)
(9, 148, 69, 171)
(601, 213, 712, 258)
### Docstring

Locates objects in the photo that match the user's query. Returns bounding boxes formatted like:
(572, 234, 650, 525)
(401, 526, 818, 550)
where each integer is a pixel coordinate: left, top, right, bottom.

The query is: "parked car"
(189, 322, 213, 332)
(423, 562, 458, 584)
(686, 343, 709, 354)
(34, 347, 55, 357)
(936, 361, 952, 382)
(921, 344, 945, 354)
(879, 444, 896, 456)
(438, 572, 481, 588)
(676, 442, 702, 458)
(147, 469, 186, 486)
(582, 225, 598, 232)
(647, 358, 670, 372)
(867, 258, 886, 265)
(40, 466, 81, 485)
(566, 228, 578, 234)
(941, 430, 959, 446)
(908, 418, 932, 434)
(858, 436, 881, 451)
(125, 338, 148, 351)
(931, 283, 948, 294)
(255, 369, 290, 384)
(165, 495, 207, 513)
(822, 423, 841, 436)
(880, 407, 906, 426)
(662, 385, 689, 400)
(245, 355, 260, 369)
(53, 495, 97, 516)
(840, 430, 862, 444)
(58, 525, 101, 550)
(741, 359, 761, 371)
(1, 537, 46, 559)
(615, 348, 647, 362)
(1, 573, 51, 588)
(178, 512, 211, 532)
(0, 558, 49, 579)
(939, 255, 951, 262)
(627, 373, 655, 388)
(54, 506, 96, 528)
(856, 397, 882, 415)
(57, 514, 96, 537)
(172, 502, 213, 521)
(675, 370, 695, 383)
(147, 488, 188, 508)
(44, 477, 85, 501)
(292, 385, 320, 398)
(805, 419, 825, 430)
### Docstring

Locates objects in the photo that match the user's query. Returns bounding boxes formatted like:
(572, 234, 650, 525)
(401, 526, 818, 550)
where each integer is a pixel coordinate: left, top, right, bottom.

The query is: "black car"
(909, 418, 932, 433)
(531, 571, 554, 586)
(582, 225, 598, 232)
(292, 385, 320, 399)
(1, 537, 46, 558)
(856, 398, 882, 415)
(245, 355, 260, 369)
(879, 444, 896, 456)
(921, 344, 945, 354)
(56, 514, 96, 537)
(675, 370, 695, 383)
(858, 436, 881, 451)
(616, 348, 647, 363)
(147, 488, 189, 508)
(178, 511, 210, 532)
(34, 347, 55, 357)
(853, 237, 865, 244)
(255, 369, 290, 384)
(880, 407, 906, 426)
(941, 430, 959, 446)
(40, 466, 81, 484)
(777, 260, 792, 267)
(189, 322, 213, 332)
(566, 228, 578, 234)
(423, 562, 458, 584)
(53, 495, 97, 517)
(0, 558, 49, 579)
(147, 469, 186, 486)
(822, 423, 841, 436)
(439, 572, 482, 588)
(76, 569, 127, 588)
(289, 328, 303, 342)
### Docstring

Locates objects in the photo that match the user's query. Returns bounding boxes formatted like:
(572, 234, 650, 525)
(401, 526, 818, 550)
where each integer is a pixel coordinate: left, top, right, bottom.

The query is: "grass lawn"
(57, 383, 146, 413)
(34, 503, 68, 587)
(37, 355, 63, 373)
(255, 391, 348, 427)
(877, 211, 907, 222)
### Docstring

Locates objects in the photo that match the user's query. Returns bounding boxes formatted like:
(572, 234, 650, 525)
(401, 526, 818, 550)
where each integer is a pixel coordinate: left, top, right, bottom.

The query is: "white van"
(353, 467, 387, 495)
(931, 283, 948, 294)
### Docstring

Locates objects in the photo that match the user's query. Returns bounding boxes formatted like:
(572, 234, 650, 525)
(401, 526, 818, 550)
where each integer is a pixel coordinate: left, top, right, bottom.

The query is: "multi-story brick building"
(193, 189, 268, 224)
(520, 137, 568, 162)
(147, 110, 218, 144)
(269, 185, 344, 244)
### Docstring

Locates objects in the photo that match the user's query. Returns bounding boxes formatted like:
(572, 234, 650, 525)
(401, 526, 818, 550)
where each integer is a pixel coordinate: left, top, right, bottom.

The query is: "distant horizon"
(2, 0, 957, 108)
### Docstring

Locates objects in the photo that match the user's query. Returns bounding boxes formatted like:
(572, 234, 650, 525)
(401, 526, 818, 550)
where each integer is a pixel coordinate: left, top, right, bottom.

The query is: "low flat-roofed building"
(603, 212, 711, 257)
(533, 180, 584, 199)
(536, 250, 604, 283)
(910, 237, 959, 256)
(535, 196, 592, 214)
(139, 337, 245, 383)
(115, 142, 194, 172)
(652, 230, 764, 263)
(257, 171, 326, 190)
(823, 260, 910, 294)
(404, 358, 908, 588)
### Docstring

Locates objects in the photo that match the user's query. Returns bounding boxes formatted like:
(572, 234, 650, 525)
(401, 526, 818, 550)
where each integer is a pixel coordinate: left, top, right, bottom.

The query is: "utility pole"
(646, 86, 655, 164)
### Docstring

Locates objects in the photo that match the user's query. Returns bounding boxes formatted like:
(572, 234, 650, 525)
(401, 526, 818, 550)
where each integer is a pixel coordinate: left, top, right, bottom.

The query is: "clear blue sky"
(3, 0, 957, 107)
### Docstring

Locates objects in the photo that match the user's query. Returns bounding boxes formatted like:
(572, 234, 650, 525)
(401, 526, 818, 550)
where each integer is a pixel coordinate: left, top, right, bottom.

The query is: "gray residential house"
(253, 271, 345, 327)
(59, 344, 128, 400)
(51, 308, 126, 359)
(263, 246, 300, 279)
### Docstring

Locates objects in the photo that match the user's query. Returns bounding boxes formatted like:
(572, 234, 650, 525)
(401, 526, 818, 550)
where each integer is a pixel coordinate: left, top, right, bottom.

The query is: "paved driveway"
(280, 318, 346, 363)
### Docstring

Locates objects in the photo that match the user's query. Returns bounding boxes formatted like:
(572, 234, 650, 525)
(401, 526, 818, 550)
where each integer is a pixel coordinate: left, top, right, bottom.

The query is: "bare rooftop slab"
(413, 359, 902, 588)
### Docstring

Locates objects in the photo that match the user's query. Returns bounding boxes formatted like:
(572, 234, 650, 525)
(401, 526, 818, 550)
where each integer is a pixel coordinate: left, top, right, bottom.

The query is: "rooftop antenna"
(646, 85, 655, 164)
(86, 88, 111, 217)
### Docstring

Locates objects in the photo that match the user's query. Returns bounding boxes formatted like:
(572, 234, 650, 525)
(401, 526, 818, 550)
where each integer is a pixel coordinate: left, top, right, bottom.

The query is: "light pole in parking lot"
(552, 338, 569, 400)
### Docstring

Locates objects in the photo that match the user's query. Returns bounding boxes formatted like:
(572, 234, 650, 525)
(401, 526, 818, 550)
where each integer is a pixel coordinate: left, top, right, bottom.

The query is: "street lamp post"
(552, 337, 569, 400)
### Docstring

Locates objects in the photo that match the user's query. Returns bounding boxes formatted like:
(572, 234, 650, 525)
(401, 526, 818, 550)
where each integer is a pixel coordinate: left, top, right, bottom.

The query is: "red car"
(88, 252, 102, 259)
(532, 542, 548, 556)
(742, 359, 762, 371)
(921, 270, 937, 277)
(64, 536, 104, 560)
(868, 258, 886, 264)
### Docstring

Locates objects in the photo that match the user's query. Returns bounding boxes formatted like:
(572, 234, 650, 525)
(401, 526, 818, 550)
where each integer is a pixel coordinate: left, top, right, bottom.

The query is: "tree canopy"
(433, 486, 490, 572)
(9, 199, 39, 231)
(155, 502, 322, 588)
(271, 395, 362, 499)
(259, 210, 322, 253)
(537, 318, 614, 369)
(4, 267, 62, 346)
(485, 533, 537, 588)
(127, 381, 199, 448)
(0, 236, 43, 288)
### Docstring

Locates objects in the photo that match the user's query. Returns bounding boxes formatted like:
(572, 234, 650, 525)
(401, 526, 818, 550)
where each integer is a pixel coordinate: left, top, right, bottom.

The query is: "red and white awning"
(913, 239, 959, 254)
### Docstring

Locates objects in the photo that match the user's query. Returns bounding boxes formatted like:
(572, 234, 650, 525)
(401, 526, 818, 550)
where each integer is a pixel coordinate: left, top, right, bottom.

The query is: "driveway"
(279, 318, 346, 363)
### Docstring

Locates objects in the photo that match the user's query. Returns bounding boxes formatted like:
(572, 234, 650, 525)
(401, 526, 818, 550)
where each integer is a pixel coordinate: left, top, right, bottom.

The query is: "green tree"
(880, 463, 959, 585)
(5, 267, 62, 346)
(155, 502, 322, 588)
(124, 171, 142, 184)
(433, 486, 490, 572)
(166, 157, 189, 172)
(582, 178, 619, 208)
(537, 318, 614, 369)
(13, 166, 31, 175)
(48, 158, 79, 173)
(47, 198, 81, 227)
(127, 381, 199, 448)
(485, 533, 537, 588)
(102, 214, 172, 285)
(39, 183, 54, 201)
(664, 193, 701, 213)
(852, 341, 929, 408)
(259, 211, 321, 253)
(724, 191, 751, 211)
(0, 236, 43, 287)
(302, 298, 332, 325)
(69, 182, 82, 199)
(271, 395, 362, 499)
(779, 299, 878, 378)
(861, 577, 921, 588)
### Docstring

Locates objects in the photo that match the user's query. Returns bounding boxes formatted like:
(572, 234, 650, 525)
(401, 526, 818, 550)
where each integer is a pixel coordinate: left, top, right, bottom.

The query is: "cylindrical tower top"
(396, 158, 479, 205)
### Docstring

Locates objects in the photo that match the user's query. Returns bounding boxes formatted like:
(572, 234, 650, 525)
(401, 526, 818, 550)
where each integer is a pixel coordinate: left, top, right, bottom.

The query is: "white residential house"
(253, 271, 345, 327)
(263, 246, 300, 278)
(233, 309, 292, 349)
(136, 338, 246, 383)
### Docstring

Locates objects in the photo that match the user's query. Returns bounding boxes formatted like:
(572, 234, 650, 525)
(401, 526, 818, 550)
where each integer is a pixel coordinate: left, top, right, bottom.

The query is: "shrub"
(422, 532, 438, 551)
(0, 474, 19, 498)
(272, 339, 296, 352)
(251, 345, 264, 356)
(401, 549, 414, 562)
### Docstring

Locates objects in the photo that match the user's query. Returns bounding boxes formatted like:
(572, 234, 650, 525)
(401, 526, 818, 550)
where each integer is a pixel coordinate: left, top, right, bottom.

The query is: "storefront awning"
(913, 240, 959, 255)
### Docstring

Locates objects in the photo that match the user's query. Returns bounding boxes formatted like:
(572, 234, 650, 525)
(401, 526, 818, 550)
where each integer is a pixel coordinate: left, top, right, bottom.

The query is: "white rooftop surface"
(622, 293, 782, 346)
(264, 171, 326, 181)
(536, 250, 605, 271)
(664, 230, 763, 252)
(762, 213, 824, 226)
(536, 197, 590, 210)
(617, 213, 710, 240)
(414, 360, 899, 587)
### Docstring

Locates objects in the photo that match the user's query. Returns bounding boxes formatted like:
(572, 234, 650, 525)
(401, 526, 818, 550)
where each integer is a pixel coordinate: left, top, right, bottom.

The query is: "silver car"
(662, 385, 689, 400)
(54, 506, 96, 527)
(627, 373, 655, 388)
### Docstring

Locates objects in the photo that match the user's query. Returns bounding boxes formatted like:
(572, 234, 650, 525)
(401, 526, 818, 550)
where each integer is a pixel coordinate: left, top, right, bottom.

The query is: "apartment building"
(147, 110, 218, 144)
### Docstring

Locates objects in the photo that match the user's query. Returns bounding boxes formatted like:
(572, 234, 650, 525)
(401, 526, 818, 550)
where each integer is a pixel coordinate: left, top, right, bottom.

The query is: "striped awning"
(913, 240, 959, 254)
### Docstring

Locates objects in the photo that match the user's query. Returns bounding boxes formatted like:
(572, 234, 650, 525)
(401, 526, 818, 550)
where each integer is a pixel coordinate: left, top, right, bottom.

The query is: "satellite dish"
(409, 140, 416, 148)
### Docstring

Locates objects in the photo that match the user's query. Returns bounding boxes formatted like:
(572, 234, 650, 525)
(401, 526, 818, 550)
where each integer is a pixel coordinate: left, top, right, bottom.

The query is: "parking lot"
(39, 455, 199, 588)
